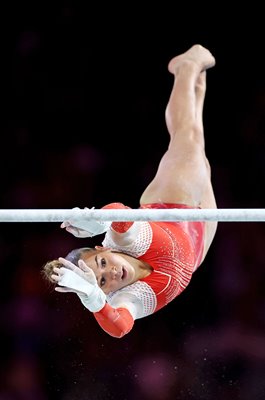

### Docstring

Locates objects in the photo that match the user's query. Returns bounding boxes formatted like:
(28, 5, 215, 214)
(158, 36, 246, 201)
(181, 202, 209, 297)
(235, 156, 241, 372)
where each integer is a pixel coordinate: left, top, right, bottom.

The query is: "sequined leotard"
(93, 202, 205, 338)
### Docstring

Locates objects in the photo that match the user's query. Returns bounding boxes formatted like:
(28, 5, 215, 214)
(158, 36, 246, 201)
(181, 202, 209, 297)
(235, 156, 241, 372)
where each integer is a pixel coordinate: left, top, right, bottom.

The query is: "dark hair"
(64, 247, 97, 265)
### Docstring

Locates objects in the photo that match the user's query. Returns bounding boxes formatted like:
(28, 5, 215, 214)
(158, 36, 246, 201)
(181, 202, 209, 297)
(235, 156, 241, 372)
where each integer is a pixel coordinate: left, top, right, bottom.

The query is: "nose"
(109, 266, 118, 279)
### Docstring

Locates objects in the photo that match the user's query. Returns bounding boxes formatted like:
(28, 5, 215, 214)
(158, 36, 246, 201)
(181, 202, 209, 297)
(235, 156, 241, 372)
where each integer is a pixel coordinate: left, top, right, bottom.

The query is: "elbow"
(103, 325, 133, 339)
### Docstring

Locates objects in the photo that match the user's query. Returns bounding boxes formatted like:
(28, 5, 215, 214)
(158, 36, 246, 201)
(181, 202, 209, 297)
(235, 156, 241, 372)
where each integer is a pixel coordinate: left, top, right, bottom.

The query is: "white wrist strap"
(58, 268, 106, 312)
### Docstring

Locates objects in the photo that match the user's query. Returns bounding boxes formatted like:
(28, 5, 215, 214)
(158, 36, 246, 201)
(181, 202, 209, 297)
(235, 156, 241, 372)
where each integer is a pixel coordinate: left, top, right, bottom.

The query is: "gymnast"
(43, 44, 218, 338)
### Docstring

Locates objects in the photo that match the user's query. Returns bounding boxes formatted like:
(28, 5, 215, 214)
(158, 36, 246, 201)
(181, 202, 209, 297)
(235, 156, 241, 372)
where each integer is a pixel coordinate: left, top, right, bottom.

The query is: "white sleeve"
(106, 281, 157, 320)
(103, 221, 153, 258)
(108, 222, 142, 246)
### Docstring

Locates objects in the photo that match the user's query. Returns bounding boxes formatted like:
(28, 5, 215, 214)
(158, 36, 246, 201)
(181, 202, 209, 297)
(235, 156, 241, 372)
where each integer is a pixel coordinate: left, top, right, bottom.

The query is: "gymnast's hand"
(52, 257, 97, 291)
(51, 257, 106, 312)
(60, 207, 111, 238)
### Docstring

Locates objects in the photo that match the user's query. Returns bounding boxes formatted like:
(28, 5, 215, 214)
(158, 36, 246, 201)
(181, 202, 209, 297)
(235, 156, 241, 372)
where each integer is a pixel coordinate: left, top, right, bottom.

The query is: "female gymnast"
(43, 44, 218, 338)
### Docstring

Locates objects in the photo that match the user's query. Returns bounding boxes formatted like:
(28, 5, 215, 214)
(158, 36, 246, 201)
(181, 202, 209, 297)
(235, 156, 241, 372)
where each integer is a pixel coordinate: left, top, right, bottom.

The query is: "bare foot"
(168, 44, 216, 74)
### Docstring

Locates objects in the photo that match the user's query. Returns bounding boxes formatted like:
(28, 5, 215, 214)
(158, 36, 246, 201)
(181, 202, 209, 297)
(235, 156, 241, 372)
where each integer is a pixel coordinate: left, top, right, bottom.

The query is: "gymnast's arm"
(58, 203, 145, 337)
(60, 203, 141, 244)
(53, 258, 144, 338)
(93, 292, 143, 338)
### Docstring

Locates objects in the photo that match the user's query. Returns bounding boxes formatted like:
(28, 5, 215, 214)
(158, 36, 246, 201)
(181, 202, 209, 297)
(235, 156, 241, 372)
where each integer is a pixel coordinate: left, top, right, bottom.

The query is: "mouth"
(121, 267, 127, 280)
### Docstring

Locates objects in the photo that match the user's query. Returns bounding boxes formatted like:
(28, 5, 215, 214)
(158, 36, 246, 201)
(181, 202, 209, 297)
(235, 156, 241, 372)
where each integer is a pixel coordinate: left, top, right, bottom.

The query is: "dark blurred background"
(1, 3, 265, 400)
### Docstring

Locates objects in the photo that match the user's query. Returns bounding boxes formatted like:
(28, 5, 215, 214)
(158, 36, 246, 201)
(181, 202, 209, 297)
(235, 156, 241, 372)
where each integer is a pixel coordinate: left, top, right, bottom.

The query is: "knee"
(173, 131, 205, 160)
(170, 123, 204, 149)
(163, 144, 208, 181)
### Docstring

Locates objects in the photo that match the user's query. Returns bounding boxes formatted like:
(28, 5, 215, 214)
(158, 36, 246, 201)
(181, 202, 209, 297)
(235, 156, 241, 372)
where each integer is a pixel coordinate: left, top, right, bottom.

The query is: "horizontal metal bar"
(0, 208, 265, 222)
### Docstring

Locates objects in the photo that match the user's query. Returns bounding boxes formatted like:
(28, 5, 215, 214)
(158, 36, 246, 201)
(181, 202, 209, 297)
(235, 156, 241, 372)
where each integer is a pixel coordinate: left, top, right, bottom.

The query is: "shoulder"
(102, 202, 131, 210)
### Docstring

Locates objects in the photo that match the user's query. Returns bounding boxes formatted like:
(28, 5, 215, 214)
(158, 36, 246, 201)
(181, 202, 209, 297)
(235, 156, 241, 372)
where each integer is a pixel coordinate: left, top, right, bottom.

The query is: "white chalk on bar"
(0, 208, 265, 222)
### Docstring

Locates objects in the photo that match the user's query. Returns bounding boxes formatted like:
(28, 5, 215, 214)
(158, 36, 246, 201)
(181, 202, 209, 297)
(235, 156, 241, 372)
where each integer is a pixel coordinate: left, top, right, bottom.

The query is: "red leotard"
(94, 202, 205, 338)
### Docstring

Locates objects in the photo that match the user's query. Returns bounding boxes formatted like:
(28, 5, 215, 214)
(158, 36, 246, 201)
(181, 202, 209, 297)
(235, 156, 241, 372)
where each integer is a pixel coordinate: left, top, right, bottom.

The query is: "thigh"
(140, 144, 209, 207)
(140, 146, 218, 261)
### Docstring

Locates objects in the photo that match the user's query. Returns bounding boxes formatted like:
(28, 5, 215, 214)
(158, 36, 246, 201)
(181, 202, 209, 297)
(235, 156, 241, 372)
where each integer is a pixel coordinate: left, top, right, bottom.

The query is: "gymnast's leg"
(140, 44, 217, 260)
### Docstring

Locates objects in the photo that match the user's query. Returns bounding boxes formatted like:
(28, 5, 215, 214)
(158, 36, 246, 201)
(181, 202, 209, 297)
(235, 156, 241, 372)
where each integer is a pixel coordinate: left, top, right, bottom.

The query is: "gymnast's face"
(82, 249, 138, 294)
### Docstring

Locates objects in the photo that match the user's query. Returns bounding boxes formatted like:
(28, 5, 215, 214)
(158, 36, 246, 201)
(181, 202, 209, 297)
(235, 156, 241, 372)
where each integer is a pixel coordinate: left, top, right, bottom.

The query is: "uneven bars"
(0, 208, 265, 222)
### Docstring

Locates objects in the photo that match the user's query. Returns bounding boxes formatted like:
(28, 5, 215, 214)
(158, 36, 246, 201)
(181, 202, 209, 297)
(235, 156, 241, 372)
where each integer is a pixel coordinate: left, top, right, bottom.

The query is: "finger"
(65, 226, 79, 236)
(78, 260, 97, 283)
(58, 257, 76, 271)
(66, 226, 88, 236)
(55, 287, 76, 293)
(51, 274, 60, 282)
(55, 287, 83, 295)
(57, 260, 84, 279)
(77, 259, 91, 272)
(78, 261, 96, 280)
(58, 259, 81, 276)
(53, 267, 63, 274)
(60, 221, 70, 228)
